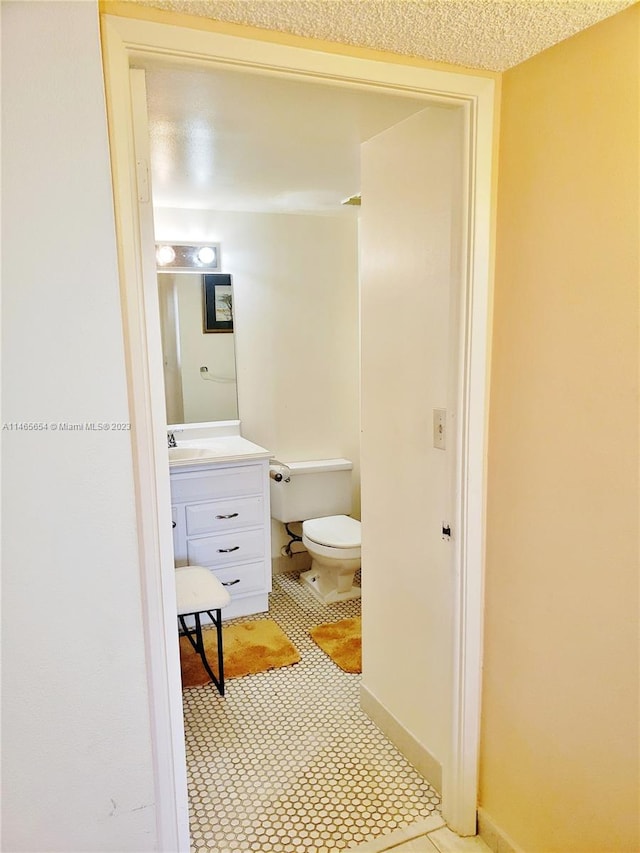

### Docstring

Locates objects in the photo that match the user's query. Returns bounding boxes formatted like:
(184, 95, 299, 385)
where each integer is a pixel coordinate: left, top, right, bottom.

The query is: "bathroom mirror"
(158, 272, 239, 425)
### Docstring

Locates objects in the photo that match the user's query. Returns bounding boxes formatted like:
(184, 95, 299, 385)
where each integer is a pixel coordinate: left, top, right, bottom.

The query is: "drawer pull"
(215, 512, 239, 519)
(217, 546, 240, 553)
(222, 579, 241, 586)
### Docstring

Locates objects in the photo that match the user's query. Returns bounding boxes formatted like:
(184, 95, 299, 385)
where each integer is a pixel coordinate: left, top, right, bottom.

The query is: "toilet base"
(300, 567, 361, 604)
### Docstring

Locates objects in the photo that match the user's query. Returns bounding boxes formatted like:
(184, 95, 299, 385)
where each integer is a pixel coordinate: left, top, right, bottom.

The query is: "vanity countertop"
(168, 435, 271, 468)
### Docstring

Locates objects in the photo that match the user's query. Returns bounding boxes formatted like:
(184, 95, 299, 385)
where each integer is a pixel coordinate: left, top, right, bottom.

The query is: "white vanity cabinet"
(170, 457, 272, 620)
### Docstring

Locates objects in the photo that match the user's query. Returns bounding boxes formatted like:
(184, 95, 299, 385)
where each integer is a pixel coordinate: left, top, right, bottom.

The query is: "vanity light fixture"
(155, 242, 221, 272)
(196, 246, 216, 265)
(156, 244, 176, 266)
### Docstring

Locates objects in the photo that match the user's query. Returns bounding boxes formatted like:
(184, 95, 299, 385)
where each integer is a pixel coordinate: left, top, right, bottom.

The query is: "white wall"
(154, 208, 361, 555)
(1, 4, 158, 850)
(359, 107, 463, 784)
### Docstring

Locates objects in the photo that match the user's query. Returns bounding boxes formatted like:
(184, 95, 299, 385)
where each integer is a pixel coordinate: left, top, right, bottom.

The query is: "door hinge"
(442, 524, 451, 541)
(136, 157, 150, 203)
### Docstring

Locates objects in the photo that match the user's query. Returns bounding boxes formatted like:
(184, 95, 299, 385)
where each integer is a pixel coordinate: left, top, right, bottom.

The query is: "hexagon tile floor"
(182, 570, 441, 853)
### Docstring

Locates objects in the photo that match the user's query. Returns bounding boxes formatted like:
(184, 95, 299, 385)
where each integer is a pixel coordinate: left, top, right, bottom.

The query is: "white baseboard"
(349, 815, 446, 852)
(477, 808, 525, 853)
(360, 684, 442, 794)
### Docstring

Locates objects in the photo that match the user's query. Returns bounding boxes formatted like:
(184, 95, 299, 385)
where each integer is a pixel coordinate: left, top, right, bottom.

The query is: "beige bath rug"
(180, 618, 301, 688)
(309, 616, 362, 673)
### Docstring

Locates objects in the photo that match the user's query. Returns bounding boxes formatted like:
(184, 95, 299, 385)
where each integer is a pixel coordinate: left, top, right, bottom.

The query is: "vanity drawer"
(212, 562, 267, 597)
(171, 464, 262, 503)
(187, 529, 264, 568)
(186, 496, 263, 536)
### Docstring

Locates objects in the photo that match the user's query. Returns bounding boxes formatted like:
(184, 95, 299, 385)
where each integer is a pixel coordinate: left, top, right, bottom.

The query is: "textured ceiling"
(134, 0, 635, 72)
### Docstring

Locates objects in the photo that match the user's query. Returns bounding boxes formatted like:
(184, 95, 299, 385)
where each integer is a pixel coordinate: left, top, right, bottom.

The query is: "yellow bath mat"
(180, 618, 301, 688)
(309, 616, 362, 673)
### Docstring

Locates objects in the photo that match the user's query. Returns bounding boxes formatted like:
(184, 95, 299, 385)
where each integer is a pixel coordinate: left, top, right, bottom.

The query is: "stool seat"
(175, 565, 230, 696)
(175, 566, 231, 615)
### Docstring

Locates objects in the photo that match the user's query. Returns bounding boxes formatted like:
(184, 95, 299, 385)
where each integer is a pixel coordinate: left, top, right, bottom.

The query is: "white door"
(359, 105, 466, 816)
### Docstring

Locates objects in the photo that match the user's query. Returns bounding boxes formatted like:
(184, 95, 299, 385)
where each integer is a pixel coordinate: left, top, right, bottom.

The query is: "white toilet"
(270, 458, 361, 604)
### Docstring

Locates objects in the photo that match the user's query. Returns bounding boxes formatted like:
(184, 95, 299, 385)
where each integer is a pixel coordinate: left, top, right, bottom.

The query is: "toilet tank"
(270, 458, 353, 523)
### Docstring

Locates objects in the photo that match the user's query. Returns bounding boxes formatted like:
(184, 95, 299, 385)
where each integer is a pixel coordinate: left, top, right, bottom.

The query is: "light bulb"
(196, 246, 216, 265)
(156, 245, 176, 266)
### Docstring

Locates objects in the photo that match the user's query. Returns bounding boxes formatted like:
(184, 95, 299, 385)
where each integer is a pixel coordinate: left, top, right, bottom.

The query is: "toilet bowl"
(269, 458, 362, 605)
(300, 514, 361, 604)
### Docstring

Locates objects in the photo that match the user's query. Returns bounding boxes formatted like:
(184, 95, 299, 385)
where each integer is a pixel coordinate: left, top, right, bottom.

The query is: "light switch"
(433, 408, 446, 450)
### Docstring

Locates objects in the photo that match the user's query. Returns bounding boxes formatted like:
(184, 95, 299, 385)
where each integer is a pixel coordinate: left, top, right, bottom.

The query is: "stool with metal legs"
(175, 565, 231, 696)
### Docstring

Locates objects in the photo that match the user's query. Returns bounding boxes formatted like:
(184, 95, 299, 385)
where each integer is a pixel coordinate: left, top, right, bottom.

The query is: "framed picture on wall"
(203, 274, 233, 333)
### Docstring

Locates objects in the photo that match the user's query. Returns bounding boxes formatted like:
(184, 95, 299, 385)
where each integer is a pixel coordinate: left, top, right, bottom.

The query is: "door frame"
(100, 11, 497, 849)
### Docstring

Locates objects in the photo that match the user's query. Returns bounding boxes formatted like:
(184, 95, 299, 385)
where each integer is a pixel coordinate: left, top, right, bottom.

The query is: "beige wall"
(481, 7, 640, 852)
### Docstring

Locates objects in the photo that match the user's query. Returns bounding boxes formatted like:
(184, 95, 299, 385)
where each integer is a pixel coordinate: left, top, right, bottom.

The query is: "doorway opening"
(101, 13, 495, 850)
(141, 58, 456, 849)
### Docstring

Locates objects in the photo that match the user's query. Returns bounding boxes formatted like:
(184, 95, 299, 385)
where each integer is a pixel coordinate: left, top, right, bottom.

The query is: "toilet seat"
(302, 514, 361, 549)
